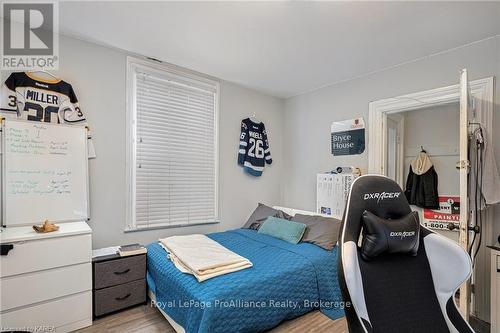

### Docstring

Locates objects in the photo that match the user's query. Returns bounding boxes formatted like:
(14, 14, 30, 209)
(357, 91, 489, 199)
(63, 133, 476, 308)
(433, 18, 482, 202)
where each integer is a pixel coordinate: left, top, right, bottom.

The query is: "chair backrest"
(338, 175, 474, 333)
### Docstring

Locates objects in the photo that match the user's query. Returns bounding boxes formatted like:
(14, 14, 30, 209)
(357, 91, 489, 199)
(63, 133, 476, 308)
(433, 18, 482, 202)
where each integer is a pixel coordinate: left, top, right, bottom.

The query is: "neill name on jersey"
(248, 130, 263, 140)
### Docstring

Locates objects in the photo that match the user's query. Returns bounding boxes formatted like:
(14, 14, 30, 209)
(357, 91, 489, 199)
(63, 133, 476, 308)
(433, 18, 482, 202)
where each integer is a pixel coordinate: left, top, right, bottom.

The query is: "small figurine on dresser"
(33, 219, 59, 233)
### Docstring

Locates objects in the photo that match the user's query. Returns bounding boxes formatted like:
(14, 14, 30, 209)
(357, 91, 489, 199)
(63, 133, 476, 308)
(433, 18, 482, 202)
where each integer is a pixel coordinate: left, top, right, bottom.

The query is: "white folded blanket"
(159, 234, 253, 282)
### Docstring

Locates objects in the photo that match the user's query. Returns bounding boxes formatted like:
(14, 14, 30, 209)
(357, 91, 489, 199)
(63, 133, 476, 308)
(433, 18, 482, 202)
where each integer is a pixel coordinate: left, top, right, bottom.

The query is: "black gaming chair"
(338, 175, 474, 333)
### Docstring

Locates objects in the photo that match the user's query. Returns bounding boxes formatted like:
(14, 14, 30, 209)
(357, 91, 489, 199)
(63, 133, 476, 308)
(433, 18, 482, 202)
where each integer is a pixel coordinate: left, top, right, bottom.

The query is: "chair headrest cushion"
(361, 210, 420, 261)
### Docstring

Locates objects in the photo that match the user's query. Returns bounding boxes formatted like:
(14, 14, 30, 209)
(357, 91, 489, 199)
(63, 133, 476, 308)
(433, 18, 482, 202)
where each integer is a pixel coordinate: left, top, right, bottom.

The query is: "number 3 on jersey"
(248, 137, 264, 158)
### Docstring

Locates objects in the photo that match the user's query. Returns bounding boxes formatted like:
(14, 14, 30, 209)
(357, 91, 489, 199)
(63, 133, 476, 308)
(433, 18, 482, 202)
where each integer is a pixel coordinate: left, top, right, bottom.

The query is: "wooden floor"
(75, 302, 490, 333)
(76, 303, 348, 333)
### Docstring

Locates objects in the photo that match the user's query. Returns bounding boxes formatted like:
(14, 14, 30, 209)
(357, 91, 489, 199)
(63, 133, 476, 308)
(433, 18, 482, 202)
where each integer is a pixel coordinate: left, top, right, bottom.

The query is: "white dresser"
(0, 222, 93, 332)
(491, 246, 500, 333)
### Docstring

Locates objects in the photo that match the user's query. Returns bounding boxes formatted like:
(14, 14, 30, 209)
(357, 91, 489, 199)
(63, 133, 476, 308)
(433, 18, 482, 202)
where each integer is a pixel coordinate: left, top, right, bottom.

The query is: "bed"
(146, 207, 345, 333)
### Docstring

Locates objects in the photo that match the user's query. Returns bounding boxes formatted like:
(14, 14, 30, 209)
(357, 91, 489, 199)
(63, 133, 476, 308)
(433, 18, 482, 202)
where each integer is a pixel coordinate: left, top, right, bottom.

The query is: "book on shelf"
(92, 246, 119, 259)
(118, 243, 147, 257)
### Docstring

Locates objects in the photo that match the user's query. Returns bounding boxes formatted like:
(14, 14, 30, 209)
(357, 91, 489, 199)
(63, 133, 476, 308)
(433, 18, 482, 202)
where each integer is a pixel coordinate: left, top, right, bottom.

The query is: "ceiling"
(59, 1, 500, 98)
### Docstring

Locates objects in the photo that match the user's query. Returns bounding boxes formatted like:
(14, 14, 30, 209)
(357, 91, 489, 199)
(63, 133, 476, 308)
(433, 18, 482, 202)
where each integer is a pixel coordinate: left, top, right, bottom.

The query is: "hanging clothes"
(469, 126, 500, 209)
(0, 72, 96, 158)
(404, 151, 439, 209)
(237, 118, 272, 176)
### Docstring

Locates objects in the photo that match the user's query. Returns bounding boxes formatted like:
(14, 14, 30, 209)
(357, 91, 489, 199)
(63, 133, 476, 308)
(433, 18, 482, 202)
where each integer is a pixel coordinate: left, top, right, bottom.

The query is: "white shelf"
(0, 221, 91, 243)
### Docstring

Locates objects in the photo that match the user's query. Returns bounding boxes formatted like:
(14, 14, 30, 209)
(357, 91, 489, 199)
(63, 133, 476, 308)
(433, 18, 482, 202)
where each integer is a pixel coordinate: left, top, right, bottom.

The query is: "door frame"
(368, 77, 494, 174)
(385, 113, 405, 186)
(368, 76, 495, 321)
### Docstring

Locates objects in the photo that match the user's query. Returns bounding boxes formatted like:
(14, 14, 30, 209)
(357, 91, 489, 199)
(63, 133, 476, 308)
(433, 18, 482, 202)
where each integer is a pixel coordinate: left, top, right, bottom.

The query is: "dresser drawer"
(0, 291, 92, 333)
(1, 263, 91, 311)
(0, 234, 91, 277)
(94, 255, 146, 289)
(94, 279, 146, 316)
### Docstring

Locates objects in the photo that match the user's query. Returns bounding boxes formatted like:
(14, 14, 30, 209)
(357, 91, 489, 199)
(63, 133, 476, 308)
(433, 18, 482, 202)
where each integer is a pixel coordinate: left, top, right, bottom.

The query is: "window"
(126, 57, 219, 231)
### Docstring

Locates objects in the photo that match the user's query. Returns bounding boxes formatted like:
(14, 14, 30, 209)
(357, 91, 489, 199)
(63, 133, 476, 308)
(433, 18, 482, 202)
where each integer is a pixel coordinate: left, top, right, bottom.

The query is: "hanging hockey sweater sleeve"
(0, 73, 21, 118)
(238, 120, 249, 165)
(262, 124, 272, 165)
(59, 84, 96, 158)
(59, 84, 86, 124)
(0, 72, 96, 158)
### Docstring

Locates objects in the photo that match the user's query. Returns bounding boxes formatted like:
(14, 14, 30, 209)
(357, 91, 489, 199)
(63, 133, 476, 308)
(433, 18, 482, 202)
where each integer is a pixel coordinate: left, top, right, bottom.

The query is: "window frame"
(125, 56, 220, 231)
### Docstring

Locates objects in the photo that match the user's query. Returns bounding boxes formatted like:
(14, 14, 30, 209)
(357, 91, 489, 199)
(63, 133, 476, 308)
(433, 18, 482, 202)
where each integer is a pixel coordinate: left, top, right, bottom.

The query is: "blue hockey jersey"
(238, 118, 272, 176)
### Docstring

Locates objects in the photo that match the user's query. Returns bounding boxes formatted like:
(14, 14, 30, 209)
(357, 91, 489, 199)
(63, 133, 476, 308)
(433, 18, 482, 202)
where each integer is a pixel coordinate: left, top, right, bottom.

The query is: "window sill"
(124, 220, 220, 233)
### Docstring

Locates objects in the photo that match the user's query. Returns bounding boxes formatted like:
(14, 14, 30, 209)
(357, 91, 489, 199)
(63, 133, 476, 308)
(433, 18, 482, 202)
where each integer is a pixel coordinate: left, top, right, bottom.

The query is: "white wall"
(283, 36, 500, 219)
(218, 82, 284, 230)
(47, 35, 285, 248)
(282, 35, 500, 321)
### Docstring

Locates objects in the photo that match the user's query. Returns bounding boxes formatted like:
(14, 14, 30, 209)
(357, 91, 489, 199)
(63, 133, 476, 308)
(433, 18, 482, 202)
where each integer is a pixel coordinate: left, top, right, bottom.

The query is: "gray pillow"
(291, 214, 341, 251)
(243, 203, 291, 230)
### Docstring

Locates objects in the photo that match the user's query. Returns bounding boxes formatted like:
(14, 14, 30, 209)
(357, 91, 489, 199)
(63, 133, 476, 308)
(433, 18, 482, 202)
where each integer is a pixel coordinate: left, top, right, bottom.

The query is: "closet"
(368, 72, 496, 324)
(387, 103, 460, 242)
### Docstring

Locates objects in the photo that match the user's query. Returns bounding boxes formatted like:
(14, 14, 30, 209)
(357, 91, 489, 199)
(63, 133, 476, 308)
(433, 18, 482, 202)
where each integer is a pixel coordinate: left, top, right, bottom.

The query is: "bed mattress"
(146, 229, 344, 333)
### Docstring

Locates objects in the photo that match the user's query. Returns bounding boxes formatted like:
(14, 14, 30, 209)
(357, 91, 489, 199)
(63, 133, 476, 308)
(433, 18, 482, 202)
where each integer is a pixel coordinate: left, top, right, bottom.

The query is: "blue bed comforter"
(146, 229, 344, 333)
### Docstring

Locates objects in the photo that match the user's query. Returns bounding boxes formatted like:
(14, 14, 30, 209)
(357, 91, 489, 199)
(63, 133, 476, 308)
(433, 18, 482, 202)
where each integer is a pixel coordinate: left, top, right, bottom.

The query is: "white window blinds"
(127, 60, 219, 230)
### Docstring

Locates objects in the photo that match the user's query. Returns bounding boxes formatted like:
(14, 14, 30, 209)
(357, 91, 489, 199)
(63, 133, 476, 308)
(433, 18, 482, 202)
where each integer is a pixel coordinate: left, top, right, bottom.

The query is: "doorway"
(385, 103, 460, 242)
(368, 76, 494, 323)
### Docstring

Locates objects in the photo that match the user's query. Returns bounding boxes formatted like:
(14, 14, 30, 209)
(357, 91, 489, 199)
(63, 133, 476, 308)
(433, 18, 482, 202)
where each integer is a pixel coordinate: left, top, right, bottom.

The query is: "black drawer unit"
(92, 252, 147, 317)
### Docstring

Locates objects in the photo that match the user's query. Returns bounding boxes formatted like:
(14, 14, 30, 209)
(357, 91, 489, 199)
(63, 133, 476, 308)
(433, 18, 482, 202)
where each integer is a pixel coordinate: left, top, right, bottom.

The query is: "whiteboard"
(2, 119, 89, 226)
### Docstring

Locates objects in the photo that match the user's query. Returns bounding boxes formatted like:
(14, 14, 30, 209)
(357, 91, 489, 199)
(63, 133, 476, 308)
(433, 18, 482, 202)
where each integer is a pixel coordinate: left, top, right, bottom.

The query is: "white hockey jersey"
(1, 72, 95, 157)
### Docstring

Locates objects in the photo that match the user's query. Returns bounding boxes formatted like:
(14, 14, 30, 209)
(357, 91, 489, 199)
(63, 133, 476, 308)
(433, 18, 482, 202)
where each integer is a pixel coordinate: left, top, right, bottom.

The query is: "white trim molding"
(125, 56, 220, 231)
(368, 77, 494, 174)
